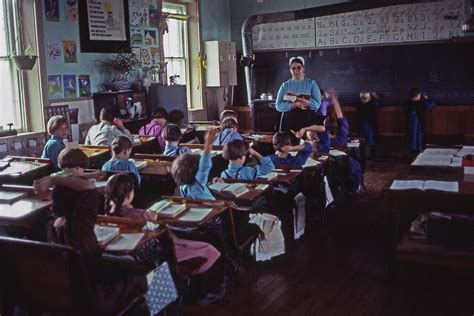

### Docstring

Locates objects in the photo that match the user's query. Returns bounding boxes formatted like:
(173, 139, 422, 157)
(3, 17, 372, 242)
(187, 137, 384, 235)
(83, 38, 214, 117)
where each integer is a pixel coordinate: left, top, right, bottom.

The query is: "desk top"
(0, 196, 51, 221)
(138, 159, 172, 176)
(0, 158, 51, 178)
(211, 182, 271, 204)
(79, 145, 111, 158)
(384, 174, 474, 196)
(224, 170, 301, 185)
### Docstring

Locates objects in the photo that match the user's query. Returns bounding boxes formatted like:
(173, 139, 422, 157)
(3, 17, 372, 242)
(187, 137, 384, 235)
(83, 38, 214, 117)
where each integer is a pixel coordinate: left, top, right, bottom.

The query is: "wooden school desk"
(241, 132, 274, 156)
(210, 182, 271, 207)
(79, 145, 111, 168)
(133, 153, 176, 162)
(409, 147, 464, 179)
(151, 196, 230, 227)
(0, 156, 53, 185)
(131, 135, 156, 154)
(382, 174, 474, 247)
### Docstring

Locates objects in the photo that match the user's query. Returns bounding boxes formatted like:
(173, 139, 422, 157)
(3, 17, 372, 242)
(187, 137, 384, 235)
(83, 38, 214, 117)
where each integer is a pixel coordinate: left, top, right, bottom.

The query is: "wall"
(200, 0, 231, 42)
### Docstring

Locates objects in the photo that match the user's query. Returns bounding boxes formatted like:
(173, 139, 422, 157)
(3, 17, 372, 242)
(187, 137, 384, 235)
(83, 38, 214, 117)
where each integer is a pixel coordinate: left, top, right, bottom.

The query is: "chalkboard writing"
(253, 18, 316, 50)
(316, 0, 465, 47)
(252, 0, 465, 50)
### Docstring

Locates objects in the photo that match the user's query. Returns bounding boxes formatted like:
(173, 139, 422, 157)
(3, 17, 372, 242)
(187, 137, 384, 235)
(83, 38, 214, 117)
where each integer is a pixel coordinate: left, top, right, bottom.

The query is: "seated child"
(105, 173, 221, 276)
(162, 124, 191, 156)
(41, 115, 69, 169)
(102, 136, 141, 185)
(270, 132, 313, 166)
(139, 107, 168, 149)
(85, 107, 132, 146)
(219, 109, 238, 123)
(221, 139, 274, 180)
(213, 117, 242, 146)
(171, 128, 240, 280)
(52, 148, 104, 180)
(168, 109, 185, 128)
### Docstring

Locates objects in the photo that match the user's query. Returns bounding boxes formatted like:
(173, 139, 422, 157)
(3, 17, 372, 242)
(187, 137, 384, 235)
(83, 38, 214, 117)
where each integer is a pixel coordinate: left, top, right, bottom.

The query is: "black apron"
(280, 108, 318, 145)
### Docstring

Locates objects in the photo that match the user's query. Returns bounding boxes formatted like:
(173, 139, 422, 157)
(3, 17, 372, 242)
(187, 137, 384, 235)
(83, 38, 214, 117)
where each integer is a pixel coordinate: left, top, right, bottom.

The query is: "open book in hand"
(283, 91, 311, 102)
(149, 200, 187, 218)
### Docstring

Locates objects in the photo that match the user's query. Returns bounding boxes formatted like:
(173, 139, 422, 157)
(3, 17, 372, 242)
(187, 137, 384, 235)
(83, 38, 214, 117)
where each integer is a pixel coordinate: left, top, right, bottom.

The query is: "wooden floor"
(185, 161, 474, 316)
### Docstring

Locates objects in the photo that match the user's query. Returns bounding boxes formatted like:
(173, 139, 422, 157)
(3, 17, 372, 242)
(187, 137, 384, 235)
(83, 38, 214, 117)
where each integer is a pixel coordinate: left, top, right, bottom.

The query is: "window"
(0, 1, 23, 131)
(162, 1, 203, 110)
(162, 3, 188, 86)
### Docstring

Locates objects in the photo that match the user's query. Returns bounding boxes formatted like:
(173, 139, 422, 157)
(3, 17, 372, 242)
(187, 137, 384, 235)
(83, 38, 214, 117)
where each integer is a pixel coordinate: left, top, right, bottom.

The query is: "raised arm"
(33, 175, 95, 196)
(194, 128, 219, 185)
(329, 91, 343, 118)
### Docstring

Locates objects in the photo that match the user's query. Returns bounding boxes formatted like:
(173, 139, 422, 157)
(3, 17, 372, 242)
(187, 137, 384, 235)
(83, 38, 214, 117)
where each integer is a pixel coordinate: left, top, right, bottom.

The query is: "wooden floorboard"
(184, 161, 474, 316)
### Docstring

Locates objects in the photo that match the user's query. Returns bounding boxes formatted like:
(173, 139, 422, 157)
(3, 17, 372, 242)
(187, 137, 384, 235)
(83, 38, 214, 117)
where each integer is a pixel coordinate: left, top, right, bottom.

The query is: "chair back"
(0, 236, 92, 313)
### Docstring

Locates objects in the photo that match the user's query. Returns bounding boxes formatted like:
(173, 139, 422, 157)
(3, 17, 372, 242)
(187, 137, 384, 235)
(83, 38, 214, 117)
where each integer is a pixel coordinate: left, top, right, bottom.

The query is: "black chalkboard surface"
(252, 42, 474, 105)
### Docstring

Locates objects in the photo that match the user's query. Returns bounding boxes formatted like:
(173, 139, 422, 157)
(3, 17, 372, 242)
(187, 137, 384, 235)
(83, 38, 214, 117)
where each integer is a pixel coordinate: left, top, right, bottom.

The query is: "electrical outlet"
(0, 143, 6, 152)
(29, 139, 37, 147)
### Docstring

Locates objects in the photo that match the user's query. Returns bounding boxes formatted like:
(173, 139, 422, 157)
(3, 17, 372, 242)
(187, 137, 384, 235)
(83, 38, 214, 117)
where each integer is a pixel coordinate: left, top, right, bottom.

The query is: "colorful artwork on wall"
(63, 74, 77, 98)
(45, 0, 60, 22)
(63, 40, 77, 63)
(46, 41, 62, 63)
(47, 75, 63, 99)
(78, 75, 91, 97)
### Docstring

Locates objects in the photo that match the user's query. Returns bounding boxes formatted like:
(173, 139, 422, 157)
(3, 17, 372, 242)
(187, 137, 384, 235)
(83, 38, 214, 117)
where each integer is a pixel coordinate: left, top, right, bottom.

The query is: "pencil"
(290, 129, 297, 135)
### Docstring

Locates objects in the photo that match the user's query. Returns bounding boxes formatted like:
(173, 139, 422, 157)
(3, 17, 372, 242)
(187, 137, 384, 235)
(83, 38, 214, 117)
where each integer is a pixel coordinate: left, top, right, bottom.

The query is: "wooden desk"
(131, 135, 157, 154)
(134, 153, 176, 162)
(79, 145, 111, 168)
(138, 159, 172, 176)
(383, 174, 474, 246)
(210, 182, 271, 206)
(0, 157, 53, 185)
(222, 170, 301, 186)
(151, 197, 230, 227)
(409, 148, 464, 179)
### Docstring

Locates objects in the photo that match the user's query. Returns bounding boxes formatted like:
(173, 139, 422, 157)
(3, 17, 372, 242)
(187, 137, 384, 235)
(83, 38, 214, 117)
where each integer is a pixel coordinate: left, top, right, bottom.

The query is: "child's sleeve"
(127, 162, 141, 186)
(195, 153, 212, 185)
(256, 156, 275, 177)
(337, 117, 350, 140)
(275, 82, 293, 112)
(295, 142, 313, 165)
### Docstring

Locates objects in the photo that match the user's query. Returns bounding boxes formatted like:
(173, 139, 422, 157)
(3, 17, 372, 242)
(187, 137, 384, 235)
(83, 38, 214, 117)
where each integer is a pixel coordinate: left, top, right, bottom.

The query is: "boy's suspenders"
(175, 147, 180, 156)
(224, 166, 243, 179)
(218, 130, 231, 145)
(145, 123, 159, 136)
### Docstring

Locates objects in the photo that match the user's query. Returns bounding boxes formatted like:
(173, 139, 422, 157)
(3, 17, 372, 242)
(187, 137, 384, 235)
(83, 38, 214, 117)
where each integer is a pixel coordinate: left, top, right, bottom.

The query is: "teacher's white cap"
(289, 56, 305, 66)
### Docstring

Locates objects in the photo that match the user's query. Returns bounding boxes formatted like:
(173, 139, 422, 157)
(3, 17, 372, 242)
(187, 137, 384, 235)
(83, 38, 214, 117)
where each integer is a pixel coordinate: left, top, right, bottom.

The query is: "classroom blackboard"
(251, 42, 474, 105)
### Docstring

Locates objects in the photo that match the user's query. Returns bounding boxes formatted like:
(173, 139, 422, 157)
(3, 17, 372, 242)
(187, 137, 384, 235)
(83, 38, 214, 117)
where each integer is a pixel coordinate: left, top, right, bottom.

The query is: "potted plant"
(98, 51, 141, 91)
(10, 44, 38, 70)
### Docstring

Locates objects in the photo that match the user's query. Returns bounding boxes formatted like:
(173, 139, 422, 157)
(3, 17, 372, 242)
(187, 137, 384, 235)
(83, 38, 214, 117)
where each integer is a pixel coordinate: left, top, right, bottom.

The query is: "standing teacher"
(275, 56, 321, 144)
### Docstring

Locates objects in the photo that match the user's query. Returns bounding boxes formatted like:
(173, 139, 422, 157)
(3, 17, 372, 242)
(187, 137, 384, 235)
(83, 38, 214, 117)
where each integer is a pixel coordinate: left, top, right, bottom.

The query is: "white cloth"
(249, 213, 285, 262)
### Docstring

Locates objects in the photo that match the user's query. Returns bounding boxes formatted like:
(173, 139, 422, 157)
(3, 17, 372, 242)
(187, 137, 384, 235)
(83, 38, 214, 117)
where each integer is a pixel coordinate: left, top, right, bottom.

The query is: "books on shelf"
(258, 172, 278, 181)
(0, 190, 27, 204)
(209, 182, 250, 197)
(94, 225, 120, 246)
(149, 200, 187, 218)
(178, 207, 213, 222)
(390, 180, 459, 192)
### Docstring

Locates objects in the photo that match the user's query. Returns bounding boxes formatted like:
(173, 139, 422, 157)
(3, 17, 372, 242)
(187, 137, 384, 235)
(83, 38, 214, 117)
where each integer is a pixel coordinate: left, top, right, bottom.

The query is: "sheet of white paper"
(178, 207, 213, 222)
(423, 180, 459, 192)
(390, 180, 425, 190)
(455, 146, 474, 157)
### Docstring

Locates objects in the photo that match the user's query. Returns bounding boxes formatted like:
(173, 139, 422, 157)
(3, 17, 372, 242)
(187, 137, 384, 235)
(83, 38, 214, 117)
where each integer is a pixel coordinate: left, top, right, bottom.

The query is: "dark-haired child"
(162, 124, 191, 156)
(52, 148, 104, 180)
(270, 132, 313, 166)
(102, 136, 141, 185)
(105, 173, 221, 276)
(357, 91, 382, 158)
(213, 117, 242, 146)
(139, 107, 168, 149)
(41, 115, 69, 169)
(168, 109, 185, 128)
(221, 139, 274, 180)
(404, 88, 436, 156)
(85, 107, 132, 146)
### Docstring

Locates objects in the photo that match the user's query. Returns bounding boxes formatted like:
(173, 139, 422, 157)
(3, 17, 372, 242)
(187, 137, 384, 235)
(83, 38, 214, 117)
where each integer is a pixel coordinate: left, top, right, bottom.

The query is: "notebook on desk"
(149, 201, 187, 218)
(390, 180, 459, 192)
(209, 182, 249, 198)
(0, 191, 27, 204)
(94, 225, 120, 246)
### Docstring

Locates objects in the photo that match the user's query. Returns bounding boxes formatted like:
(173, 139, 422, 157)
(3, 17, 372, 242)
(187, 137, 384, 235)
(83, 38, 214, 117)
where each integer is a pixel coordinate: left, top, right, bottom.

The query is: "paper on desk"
(390, 180, 425, 190)
(423, 148, 459, 155)
(454, 146, 474, 157)
(302, 157, 320, 168)
(329, 149, 347, 157)
(178, 207, 213, 222)
(411, 154, 452, 166)
(0, 162, 31, 176)
(423, 180, 459, 192)
(347, 142, 360, 148)
(464, 167, 474, 175)
(449, 157, 463, 167)
(105, 233, 144, 251)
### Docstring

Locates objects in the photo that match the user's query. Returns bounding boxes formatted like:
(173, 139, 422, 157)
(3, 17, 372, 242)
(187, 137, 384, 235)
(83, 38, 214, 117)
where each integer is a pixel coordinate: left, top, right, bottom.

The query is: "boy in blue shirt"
(102, 136, 141, 185)
(270, 132, 313, 166)
(213, 117, 242, 146)
(41, 115, 69, 170)
(162, 124, 191, 156)
(221, 139, 274, 180)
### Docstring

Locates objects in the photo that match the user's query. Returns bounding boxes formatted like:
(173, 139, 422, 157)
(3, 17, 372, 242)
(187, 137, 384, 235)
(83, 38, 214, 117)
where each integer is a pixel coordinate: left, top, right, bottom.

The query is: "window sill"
(0, 131, 44, 141)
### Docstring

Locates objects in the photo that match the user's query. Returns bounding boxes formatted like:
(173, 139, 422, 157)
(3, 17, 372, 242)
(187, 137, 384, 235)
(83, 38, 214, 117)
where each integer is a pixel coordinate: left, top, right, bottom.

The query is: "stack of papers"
(390, 180, 459, 192)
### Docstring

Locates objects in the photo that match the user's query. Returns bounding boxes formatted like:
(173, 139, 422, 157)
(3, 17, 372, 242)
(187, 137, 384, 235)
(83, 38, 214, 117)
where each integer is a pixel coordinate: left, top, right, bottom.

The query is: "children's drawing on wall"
(46, 41, 62, 63)
(150, 47, 159, 65)
(149, 8, 159, 26)
(63, 75, 77, 98)
(48, 75, 63, 99)
(144, 29, 157, 46)
(87, 0, 126, 41)
(63, 40, 77, 63)
(140, 8, 149, 26)
(78, 75, 91, 97)
(131, 28, 144, 45)
(141, 47, 151, 66)
(130, 7, 142, 27)
(65, 0, 78, 22)
(45, 0, 60, 22)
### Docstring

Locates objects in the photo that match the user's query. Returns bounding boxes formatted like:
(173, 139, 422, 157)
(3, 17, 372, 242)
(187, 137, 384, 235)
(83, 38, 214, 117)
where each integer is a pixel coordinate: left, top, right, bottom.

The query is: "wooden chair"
(0, 236, 146, 315)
